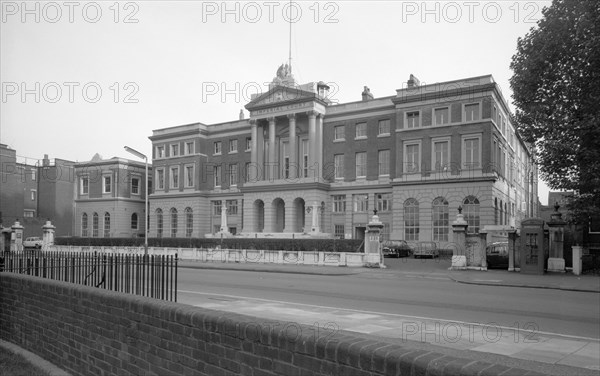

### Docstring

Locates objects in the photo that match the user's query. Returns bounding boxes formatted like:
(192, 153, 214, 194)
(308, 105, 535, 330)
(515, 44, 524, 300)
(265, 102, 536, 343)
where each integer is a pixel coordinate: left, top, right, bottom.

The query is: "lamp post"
(124, 146, 149, 255)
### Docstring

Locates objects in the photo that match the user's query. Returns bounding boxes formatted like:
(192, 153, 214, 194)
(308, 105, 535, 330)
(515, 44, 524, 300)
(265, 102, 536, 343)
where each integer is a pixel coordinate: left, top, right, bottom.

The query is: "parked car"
(412, 241, 440, 258)
(23, 237, 43, 249)
(486, 242, 509, 269)
(382, 240, 413, 258)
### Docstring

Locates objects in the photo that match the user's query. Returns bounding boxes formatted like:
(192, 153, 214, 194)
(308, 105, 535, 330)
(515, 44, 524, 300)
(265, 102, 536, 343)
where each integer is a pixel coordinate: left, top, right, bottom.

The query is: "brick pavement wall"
(0, 274, 542, 376)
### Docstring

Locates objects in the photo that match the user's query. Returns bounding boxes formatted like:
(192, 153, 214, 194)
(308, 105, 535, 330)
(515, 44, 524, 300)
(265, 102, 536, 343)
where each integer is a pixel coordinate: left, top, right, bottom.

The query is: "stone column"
(42, 220, 56, 249)
(479, 230, 488, 269)
(450, 207, 468, 270)
(364, 211, 385, 267)
(310, 201, 320, 233)
(268, 117, 276, 181)
(11, 220, 24, 252)
(307, 111, 317, 179)
(250, 119, 258, 166)
(547, 202, 566, 272)
(316, 113, 323, 180)
(256, 122, 265, 181)
(507, 229, 517, 271)
(288, 113, 297, 179)
(572, 245, 583, 275)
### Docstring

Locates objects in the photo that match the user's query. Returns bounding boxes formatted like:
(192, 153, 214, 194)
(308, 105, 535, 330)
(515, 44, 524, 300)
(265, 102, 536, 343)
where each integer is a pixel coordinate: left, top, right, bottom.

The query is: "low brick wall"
(0, 274, 542, 375)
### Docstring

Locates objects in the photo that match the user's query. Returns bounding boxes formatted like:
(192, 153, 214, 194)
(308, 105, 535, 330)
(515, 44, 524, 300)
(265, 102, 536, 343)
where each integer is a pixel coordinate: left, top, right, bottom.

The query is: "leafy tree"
(510, 0, 600, 224)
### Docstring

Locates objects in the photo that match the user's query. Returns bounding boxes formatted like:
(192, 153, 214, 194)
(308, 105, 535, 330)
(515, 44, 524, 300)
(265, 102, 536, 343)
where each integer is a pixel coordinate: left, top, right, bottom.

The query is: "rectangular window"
(434, 107, 449, 125)
(31, 169, 36, 181)
(226, 199, 238, 215)
(229, 139, 238, 153)
(334, 224, 345, 239)
(103, 176, 112, 193)
(171, 144, 179, 157)
(245, 162, 251, 182)
(24, 210, 35, 218)
(433, 141, 449, 171)
(501, 117, 506, 135)
(31, 190, 36, 201)
(156, 169, 165, 190)
(282, 142, 290, 179)
(355, 152, 367, 178)
(170, 167, 179, 189)
(492, 106, 497, 124)
(405, 143, 420, 173)
(229, 164, 238, 186)
(185, 165, 194, 188)
(353, 194, 369, 212)
(334, 154, 344, 179)
(376, 193, 392, 212)
(333, 195, 346, 213)
(378, 150, 390, 176)
(156, 146, 165, 158)
(214, 165, 222, 187)
(355, 122, 367, 138)
(301, 140, 309, 177)
(185, 141, 194, 155)
(381, 223, 390, 241)
(81, 177, 89, 194)
(212, 200, 222, 215)
(465, 103, 480, 122)
(214, 141, 222, 155)
(334, 125, 345, 140)
(131, 177, 140, 195)
(246, 137, 251, 151)
(378, 119, 390, 135)
(464, 137, 480, 169)
(406, 111, 420, 128)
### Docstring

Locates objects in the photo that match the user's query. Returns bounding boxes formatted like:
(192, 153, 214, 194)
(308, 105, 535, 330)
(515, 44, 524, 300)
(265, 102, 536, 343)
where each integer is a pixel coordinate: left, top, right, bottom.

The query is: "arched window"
(104, 212, 111, 238)
(92, 213, 99, 237)
(81, 213, 88, 237)
(156, 209, 163, 238)
(404, 198, 419, 241)
(463, 196, 480, 234)
(131, 213, 138, 230)
(432, 197, 449, 242)
(170, 208, 178, 238)
(185, 207, 193, 238)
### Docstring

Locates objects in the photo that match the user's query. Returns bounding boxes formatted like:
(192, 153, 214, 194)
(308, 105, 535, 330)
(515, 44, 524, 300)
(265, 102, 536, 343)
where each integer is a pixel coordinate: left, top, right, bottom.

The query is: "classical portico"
(240, 64, 331, 237)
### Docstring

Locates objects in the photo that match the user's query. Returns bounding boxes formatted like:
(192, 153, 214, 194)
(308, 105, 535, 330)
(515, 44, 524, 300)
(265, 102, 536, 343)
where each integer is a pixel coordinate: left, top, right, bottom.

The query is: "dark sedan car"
(486, 242, 509, 269)
(382, 240, 413, 258)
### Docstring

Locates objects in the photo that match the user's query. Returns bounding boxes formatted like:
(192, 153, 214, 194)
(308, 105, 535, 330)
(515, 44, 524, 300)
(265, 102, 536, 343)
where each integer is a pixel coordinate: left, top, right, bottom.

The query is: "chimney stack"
(43, 154, 50, 166)
(361, 86, 374, 101)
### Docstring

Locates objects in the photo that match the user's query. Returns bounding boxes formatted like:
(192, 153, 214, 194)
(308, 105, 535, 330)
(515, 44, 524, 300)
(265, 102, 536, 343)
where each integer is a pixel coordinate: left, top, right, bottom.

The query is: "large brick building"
(0, 144, 75, 237)
(148, 69, 538, 247)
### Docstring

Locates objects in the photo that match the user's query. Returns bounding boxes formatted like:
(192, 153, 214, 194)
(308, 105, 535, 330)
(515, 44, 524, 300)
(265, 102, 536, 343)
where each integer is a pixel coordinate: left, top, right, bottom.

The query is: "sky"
(1, 0, 553, 203)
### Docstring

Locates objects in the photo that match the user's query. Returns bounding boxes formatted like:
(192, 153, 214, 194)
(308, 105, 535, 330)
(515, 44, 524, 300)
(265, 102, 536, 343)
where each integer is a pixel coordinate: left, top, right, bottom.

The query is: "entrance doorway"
(355, 226, 366, 240)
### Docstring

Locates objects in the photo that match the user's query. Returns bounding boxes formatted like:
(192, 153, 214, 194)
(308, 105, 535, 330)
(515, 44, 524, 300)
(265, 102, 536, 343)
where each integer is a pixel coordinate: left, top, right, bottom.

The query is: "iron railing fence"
(0, 251, 177, 302)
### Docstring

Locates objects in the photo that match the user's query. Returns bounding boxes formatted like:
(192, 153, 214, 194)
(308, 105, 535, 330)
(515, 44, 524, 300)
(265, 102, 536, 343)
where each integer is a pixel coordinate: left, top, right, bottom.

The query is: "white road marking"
(178, 290, 600, 343)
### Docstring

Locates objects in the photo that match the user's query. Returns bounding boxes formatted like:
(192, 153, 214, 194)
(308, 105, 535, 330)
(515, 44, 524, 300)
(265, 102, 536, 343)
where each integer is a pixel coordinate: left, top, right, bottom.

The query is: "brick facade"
(148, 74, 538, 247)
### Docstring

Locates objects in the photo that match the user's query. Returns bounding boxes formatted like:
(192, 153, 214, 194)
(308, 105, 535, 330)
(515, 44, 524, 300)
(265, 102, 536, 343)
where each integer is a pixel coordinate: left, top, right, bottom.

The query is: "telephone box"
(520, 218, 546, 274)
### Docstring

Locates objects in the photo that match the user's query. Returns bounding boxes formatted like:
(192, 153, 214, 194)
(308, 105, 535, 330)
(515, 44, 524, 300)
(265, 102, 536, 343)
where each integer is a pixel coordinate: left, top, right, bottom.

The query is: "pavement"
(178, 259, 600, 293)
(3, 259, 598, 375)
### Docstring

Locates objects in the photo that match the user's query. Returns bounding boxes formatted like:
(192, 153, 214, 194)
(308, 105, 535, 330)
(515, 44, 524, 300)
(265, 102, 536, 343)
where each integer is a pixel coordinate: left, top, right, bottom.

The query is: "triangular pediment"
(245, 86, 319, 110)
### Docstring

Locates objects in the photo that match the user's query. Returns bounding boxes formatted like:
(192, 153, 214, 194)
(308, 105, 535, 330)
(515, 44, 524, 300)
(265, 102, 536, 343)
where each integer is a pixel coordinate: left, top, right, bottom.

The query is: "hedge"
(54, 237, 364, 253)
